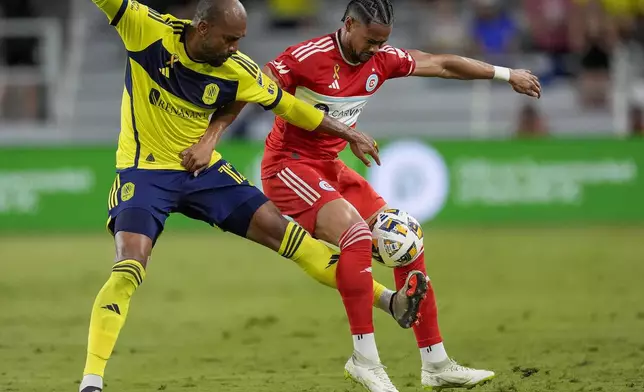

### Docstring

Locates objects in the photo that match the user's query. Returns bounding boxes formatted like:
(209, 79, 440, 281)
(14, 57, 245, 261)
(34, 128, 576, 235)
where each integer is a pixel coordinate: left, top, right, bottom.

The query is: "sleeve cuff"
(260, 87, 283, 111)
(110, 0, 129, 26)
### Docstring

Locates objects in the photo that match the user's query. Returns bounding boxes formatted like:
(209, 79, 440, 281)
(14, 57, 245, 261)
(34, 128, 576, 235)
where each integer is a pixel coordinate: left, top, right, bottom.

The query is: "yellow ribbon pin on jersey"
(333, 64, 340, 80)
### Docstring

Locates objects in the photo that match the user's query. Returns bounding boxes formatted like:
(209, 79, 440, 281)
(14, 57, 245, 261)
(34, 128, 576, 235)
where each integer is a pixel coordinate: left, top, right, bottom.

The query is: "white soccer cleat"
(421, 359, 495, 390)
(344, 351, 399, 392)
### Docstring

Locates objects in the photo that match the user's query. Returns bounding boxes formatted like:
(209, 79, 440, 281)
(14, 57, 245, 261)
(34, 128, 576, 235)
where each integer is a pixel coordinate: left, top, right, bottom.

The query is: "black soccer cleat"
(389, 270, 429, 329)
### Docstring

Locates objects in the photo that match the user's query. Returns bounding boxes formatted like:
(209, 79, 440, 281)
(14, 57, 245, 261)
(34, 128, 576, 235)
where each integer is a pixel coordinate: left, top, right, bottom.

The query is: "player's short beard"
(347, 47, 362, 64)
(201, 41, 227, 67)
(357, 52, 373, 63)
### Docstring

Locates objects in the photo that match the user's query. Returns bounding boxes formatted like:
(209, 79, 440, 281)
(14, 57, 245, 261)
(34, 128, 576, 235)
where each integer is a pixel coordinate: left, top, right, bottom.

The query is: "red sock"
(393, 251, 442, 347)
(336, 222, 375, 335)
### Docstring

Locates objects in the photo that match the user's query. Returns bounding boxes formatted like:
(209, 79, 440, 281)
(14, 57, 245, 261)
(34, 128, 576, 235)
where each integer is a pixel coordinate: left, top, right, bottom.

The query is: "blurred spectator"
(146, 0, 193, 15)
(268, 0, 318, 31)
(628, 105, 644, 136)
(471, 0, 520, 65)
(0, 0, 41, 120)
(516, 103, 549, 138)
(419, 0, 471, 55)
(167, 1, 198, 19)
(522, 0, 574, 81)
(606, 0, 644, 45)
(570, 0, 618, 110)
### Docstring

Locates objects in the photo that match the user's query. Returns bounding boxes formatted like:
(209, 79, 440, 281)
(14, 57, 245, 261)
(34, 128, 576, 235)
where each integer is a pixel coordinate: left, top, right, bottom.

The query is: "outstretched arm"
(408, 50, 542, 98)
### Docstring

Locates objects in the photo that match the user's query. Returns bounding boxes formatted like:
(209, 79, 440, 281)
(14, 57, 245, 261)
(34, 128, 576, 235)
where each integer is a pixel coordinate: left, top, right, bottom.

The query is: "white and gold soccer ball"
(371, 209, 424, 268)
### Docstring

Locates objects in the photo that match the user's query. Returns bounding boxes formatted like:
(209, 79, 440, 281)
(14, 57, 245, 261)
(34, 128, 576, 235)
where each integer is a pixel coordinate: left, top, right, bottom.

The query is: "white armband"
(493, 66, 511, 82)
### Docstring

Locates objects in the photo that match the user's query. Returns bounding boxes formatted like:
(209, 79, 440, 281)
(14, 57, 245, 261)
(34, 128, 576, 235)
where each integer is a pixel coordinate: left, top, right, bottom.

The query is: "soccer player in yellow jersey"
(80, 0, 429, 390)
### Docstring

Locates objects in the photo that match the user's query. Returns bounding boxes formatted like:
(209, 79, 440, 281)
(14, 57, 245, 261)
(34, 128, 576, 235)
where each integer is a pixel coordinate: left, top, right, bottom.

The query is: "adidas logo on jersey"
(271, 61, 290, 75)
(159, 67, 170, 78)
(328, 80, 340, 90)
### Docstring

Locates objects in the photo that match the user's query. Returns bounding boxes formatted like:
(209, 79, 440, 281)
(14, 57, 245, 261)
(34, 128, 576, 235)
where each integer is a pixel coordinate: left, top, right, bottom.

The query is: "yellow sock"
(372, 280, 388, 306)
(83, 259, 146, 377)
(279, 222, 338, 288)
(278, 222, 391, 306)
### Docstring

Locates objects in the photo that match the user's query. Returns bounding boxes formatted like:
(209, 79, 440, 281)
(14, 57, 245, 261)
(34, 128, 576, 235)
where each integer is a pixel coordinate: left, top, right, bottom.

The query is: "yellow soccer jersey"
(94, 0, 324, 170)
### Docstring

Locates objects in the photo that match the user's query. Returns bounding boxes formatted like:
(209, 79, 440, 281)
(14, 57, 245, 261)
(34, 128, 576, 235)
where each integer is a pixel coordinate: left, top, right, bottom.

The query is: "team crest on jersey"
(366, 74, 379, 92)
(202, 83, 220, 105)
(121, 182, 135, 202)
(314, 103, 330, 114)
(319, 180, 335, 191)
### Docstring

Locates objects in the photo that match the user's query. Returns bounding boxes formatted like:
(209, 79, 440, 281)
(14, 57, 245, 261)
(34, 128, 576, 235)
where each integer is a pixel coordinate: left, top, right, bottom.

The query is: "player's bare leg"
(244, 201, 292, 250)
(80, 229, 153, 392)
(315, 199, 398, 392)
(368, 206, 495, 390)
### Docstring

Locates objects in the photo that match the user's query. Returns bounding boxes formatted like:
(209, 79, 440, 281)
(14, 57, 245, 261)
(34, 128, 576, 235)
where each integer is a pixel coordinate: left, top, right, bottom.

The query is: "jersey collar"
(334, 30, 361, 67)
(177, 26, 207, 65)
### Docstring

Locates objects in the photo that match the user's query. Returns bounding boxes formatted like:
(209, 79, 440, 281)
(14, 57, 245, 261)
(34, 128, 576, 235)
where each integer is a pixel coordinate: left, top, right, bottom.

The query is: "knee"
(114, 232, 152, 268)
(315, 199, 365, 245)
(114, 249, 149, 268)
(257, 202, 290, 240)
(246, 201, 290, 251)
(338, 221, 372, 252)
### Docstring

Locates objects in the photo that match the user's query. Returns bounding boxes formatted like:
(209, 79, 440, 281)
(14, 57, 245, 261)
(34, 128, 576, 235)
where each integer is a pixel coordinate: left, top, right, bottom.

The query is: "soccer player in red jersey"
(184, 0, 541, 390)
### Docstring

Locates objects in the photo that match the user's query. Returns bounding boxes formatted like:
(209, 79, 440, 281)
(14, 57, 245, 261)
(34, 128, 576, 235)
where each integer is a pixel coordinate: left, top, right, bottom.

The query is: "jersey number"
(218, 163, 247, 184)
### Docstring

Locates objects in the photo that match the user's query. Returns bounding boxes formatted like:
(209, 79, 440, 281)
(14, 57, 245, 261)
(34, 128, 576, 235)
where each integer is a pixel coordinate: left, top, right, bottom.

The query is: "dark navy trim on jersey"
(147, 9, 167, 25)
(230, 55, 259, 77)
(125, 60, 142, 167)
(179, 30, 206, 64)
(261, 87, 283, 111)
(171, 21, 186, 34)
(110, 0, 129, 26)
(231, 55, 259, 74)
(128, 40, 239, 109)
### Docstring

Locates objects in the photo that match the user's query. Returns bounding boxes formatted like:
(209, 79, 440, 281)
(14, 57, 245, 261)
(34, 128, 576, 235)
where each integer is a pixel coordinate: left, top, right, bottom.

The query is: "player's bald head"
(193, 0, 247, 25)
(189, 0, 247, 67)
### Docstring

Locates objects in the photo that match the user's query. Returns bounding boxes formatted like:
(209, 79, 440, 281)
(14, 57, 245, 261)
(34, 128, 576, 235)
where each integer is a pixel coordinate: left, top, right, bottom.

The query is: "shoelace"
(370, 366, 397, 390)
(444, 359, 473, 373)
(423, 358, 474, 374)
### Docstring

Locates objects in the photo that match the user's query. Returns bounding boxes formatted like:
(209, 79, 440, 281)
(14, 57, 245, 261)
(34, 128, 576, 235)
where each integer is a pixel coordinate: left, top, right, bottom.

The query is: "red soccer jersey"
(262, 30, 416, 176)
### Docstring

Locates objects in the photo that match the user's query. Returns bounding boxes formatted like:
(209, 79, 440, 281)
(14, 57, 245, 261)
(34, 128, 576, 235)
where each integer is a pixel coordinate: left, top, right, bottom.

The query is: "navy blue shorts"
(106, 160, 269, 243)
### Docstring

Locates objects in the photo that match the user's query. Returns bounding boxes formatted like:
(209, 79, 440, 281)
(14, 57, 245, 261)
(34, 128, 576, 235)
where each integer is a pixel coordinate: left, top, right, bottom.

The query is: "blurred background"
(1, 2, 643, 391)
(0, 0, 642, 228)
(2, 0, 644, 139)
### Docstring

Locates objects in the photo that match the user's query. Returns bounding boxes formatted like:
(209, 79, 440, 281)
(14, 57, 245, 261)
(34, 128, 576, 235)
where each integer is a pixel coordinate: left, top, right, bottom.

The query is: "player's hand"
(509, 69, 542, 99)
(350, 132, 381, 167)
(180, 141, 213, 176)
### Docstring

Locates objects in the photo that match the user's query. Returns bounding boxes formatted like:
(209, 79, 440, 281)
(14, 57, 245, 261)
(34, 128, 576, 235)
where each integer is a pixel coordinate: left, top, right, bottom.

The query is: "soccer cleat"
(344, 351, 399, 392)
(421, 359, 495, 390)
(79, 374, 103, 392)
(389, 270, 428, 329)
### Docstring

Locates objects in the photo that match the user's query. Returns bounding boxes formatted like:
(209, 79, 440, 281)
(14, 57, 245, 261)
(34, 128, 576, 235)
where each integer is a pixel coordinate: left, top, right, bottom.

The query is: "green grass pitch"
(1, 226, 643, 391)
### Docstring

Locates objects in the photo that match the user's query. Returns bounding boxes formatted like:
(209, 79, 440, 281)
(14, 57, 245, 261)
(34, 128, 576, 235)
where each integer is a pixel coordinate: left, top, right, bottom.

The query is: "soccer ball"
(371, 209, 424, 268)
